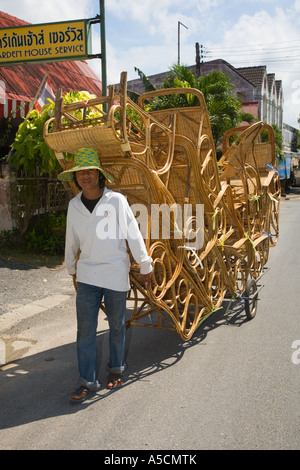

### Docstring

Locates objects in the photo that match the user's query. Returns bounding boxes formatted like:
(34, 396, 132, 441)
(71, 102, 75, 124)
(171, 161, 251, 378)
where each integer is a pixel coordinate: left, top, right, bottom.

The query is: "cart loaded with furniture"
(43, 72, 280, 340)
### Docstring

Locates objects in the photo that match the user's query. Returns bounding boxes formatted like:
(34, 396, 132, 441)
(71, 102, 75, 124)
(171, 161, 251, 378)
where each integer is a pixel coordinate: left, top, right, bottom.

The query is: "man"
(58, 147, 152, 402)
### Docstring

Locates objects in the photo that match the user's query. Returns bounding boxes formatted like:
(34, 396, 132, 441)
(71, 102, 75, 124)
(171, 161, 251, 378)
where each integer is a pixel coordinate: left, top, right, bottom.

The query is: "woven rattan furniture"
(43, 72, 280, 340)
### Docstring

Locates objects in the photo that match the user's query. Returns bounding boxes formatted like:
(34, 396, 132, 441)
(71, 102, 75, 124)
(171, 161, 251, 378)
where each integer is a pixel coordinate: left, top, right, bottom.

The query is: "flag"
(35, 79, 55, 112)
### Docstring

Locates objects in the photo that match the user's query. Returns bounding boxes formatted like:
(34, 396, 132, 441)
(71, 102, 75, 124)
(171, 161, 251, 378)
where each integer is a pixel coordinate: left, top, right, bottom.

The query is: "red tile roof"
(0, 11, 28, 27)
(0, 11, 102, 103)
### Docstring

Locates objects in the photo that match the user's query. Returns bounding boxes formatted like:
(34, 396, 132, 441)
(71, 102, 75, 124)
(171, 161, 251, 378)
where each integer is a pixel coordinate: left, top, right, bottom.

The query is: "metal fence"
(12, 177, 71, 233)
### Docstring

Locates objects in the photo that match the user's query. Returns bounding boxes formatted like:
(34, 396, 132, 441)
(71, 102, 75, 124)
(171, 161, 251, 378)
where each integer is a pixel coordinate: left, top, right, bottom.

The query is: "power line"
(206, 46, 300, 56)
(210, 55, 300, 62)
(204, 38, 300, 62)
(208, 39, 300, 52)
(204, 43, 300, 67)
(199, 39, 300, 74)
(205, 55, 300, 65)
(210, 48, 300, 57)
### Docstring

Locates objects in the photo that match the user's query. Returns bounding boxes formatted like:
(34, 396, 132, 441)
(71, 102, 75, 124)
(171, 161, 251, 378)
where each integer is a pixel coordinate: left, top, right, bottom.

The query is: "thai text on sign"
(0, 19, 92, 66)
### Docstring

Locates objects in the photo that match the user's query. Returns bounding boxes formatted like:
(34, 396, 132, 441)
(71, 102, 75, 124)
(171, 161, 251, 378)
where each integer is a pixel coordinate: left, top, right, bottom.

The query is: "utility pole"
(195, 43, 200, 76)
(195, 42, 204, 76)
(178, 21, 188, 65)
(99, 0, 107, 98)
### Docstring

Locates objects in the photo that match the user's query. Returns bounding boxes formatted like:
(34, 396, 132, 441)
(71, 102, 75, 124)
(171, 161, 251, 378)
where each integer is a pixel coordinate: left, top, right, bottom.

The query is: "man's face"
(76, 169, 99, 191)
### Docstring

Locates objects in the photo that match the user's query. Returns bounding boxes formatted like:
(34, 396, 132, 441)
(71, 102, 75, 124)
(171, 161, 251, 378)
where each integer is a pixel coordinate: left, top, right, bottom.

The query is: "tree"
(296, 115, 300, 152)
(272, 124, 284, 159)
(7, 91, 101, 239)
(10, 104, 59, 176)
(134, 67, 156, 93)
(292, 124, 300, 153)
(9, 90, 99, 177)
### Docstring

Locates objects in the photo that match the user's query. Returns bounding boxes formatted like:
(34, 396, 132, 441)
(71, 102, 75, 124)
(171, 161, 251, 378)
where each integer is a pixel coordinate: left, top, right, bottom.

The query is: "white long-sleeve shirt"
(65, 187, 152, 291)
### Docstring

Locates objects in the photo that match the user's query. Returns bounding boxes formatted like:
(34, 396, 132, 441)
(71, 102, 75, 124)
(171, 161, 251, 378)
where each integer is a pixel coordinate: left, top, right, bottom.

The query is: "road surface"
(0, 193, 299, 451)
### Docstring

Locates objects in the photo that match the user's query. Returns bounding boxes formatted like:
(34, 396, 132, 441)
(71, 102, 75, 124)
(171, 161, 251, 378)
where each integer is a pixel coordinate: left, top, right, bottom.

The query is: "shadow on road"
(0, 298, 247, 431)
(0, 257, 40, 271)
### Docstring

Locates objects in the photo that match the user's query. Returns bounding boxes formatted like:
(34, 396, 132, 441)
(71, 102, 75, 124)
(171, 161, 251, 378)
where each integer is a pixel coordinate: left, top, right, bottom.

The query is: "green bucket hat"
(58, 148, 114, 183)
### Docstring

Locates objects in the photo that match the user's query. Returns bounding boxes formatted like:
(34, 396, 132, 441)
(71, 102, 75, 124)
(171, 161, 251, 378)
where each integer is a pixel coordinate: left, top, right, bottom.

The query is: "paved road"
(0, 192, 299, 451)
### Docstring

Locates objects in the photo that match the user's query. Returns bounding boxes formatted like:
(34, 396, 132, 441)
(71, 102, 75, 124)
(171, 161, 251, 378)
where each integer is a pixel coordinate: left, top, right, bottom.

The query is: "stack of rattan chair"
(43, 72, 280, 340)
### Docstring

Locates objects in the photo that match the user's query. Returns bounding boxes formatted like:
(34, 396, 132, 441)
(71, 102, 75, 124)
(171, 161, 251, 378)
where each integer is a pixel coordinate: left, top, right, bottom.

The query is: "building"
(282, 122, 300, 187)
(236, 66, 283, 129)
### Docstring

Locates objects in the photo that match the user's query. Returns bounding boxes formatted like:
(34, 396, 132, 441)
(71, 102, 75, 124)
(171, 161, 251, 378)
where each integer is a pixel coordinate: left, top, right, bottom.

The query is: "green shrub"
(25, 212, 66, 255)
(0, 227, 22, 249)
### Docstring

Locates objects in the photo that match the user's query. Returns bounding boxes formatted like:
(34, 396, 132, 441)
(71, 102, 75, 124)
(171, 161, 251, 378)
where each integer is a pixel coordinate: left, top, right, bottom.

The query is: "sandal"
(69, 385, 95, 403)
(107, 374, 123, 389)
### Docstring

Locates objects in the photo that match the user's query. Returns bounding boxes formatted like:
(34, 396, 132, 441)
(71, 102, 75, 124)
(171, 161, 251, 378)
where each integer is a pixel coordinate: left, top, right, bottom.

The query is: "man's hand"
(71, 273, 77, 290)
(141, 271, 152, 289)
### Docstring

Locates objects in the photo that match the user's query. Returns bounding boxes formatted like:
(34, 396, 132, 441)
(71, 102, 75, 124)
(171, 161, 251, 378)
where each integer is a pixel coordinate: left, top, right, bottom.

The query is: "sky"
(0, 0, 299, 128)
